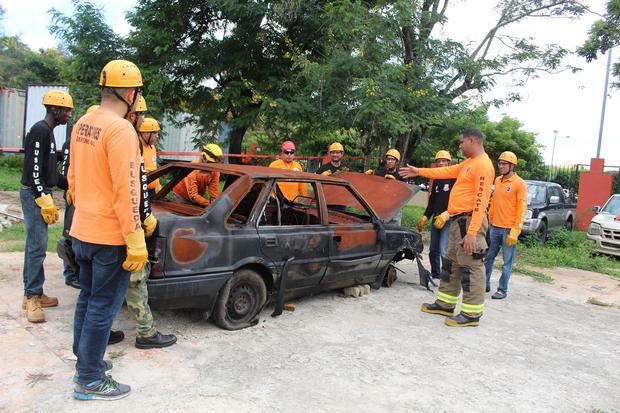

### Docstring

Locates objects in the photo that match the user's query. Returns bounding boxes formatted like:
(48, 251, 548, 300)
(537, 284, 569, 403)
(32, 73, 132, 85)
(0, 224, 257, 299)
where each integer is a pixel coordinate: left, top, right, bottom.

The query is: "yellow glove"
(123, 231, 148, 273)
(341, 167, 349, 172)
(34, 194, 59, 225)
(433, 211, 451, 229)
(321, 170, 333, 176)
(364, 169, 374, 175)
(143, 214, 158, 238)
(385, 174, 396, 180)
(506, 228, 521, 246)
(416, 216, 428, 232)
(66, 190, 73, 206)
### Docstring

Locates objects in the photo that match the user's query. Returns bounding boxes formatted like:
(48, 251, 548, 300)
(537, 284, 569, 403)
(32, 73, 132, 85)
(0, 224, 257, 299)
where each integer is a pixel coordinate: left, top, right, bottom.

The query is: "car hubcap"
(227, 285, 256, 320)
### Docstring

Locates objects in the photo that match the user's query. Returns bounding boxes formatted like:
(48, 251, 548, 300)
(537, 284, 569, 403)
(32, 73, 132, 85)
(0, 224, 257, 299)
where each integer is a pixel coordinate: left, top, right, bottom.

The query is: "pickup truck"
(586, 194, 620, 257)
(521, 180, 576, 244)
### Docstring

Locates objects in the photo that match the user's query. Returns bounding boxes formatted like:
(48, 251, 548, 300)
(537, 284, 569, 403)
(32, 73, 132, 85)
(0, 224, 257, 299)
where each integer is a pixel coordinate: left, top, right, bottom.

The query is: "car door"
(546, 185, 562, 229)
(257, 180, 330, 291)
(319, 182, 382, 288)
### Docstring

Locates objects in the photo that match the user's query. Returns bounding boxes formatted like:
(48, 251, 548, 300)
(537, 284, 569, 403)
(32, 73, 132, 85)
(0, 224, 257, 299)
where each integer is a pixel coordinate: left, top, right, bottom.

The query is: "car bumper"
(521, 218, 541, 233)
(586, 234, 620, 257)
(147, 271, 233, 312)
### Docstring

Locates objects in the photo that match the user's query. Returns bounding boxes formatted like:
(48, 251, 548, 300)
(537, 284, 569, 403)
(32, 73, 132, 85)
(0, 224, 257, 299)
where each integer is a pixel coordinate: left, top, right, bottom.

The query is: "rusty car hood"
(336, 172, 418, 222)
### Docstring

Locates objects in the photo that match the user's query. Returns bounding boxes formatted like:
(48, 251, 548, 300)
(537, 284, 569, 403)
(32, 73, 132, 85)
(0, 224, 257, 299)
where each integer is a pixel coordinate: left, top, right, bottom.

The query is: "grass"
(586, 297, 615, 307)
(401, 205, 426, 230)
(518, 230, 620, 279)
(512, 264, 554, 283)
(0, 223, 64, 252)
(0, 168, 22, 191)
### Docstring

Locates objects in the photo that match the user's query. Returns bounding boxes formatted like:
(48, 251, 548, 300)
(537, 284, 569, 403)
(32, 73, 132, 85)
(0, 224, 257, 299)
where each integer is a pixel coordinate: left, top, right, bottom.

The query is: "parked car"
(522, 180, 576, 244)
(586, 194, 620, 257)
(142, 163, 425, 330)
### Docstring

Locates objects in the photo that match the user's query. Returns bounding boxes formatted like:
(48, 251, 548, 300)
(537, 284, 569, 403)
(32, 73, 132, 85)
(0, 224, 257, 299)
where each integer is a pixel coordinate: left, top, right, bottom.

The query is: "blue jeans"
(72, 239, 129, 385)
(20, 187, 49, 297)
(485, 225, 517, 293)
(429, 220, 451, 277)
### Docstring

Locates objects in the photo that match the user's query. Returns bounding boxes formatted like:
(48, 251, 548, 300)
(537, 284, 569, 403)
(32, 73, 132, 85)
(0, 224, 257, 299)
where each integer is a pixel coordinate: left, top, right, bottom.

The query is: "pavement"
(1, 250, 619, 412)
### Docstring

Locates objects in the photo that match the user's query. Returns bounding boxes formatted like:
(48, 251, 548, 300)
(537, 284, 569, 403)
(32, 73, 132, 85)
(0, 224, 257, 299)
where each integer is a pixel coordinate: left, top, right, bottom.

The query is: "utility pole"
(596, 48, 612, 158)
(549, 130, 570, 181)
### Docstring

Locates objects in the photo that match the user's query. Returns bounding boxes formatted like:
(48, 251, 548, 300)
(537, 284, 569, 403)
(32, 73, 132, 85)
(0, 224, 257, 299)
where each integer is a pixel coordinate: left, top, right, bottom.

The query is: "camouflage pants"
(434, 215, 489, 318)
(126, 262, 156, 338)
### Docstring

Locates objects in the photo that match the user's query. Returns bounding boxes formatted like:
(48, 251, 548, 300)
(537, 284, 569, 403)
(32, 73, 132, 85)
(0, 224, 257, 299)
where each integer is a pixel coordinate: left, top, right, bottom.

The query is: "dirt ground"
(1, 250, 619, 413)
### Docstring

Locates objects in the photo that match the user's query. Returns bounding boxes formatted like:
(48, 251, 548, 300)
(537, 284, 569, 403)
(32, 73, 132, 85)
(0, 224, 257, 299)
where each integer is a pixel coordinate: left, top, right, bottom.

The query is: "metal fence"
(0, 87, 26, 149)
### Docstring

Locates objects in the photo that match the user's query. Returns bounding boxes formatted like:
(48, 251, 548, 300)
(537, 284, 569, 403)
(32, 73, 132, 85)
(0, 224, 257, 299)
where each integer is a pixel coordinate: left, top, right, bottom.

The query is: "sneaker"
(22, 294, 58, 310)
(420, 302, 454, 317)
(492, 290, 507, 300)
(65, 277, 81, 289)
(73, 375, 130, 401)
(73, 360, 113, 383)
(135, 331, 177, 349)
(444, 313, 480, 327)
(108, 330, 125, 345)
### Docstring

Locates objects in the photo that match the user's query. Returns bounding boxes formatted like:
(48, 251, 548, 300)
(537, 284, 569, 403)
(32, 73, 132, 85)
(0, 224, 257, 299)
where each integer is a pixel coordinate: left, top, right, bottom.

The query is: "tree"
(49, 0, 127, 115)
(578, 0, 620, 87)
(0, 36, 66, 89)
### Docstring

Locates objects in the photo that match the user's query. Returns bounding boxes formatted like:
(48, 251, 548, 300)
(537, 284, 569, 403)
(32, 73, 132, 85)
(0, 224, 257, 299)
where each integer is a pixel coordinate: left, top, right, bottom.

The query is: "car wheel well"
(236, 263, 274, 292)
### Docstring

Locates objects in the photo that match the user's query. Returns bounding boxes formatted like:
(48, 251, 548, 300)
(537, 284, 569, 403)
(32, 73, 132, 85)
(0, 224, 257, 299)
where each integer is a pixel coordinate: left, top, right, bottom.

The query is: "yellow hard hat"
(134, 96, 147, 113)
(202, 143, 224, 163)
(139, 117, 160, 133)
(328, 142, 344, 153)
(86, 104, 99, 114)
(42, 90, 74, 109)
(99, 59, 143, 88)
(498, 151, 518, 165)
(435, 150, 452, 161)
(385, 148, 401, 162)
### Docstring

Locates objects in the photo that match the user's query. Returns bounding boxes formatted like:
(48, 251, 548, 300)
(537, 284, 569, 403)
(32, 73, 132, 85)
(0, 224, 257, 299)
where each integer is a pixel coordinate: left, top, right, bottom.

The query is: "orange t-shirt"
(142, 143, 160, 191)
(488, 173, 528, 230)
(419, 153, 495, 235)
(68, 109, 142, 245)
(268, 159, 307, 201)
(173, 168, 220, 207)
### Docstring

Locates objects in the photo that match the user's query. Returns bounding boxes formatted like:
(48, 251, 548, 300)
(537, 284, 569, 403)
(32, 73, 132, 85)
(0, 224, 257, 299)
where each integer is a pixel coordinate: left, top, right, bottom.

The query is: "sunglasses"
(283, 150, 295, 155)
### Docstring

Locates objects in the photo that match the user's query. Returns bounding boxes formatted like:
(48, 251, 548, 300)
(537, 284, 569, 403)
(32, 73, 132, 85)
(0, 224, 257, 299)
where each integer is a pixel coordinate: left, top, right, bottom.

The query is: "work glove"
(433, 211, 450, 230)
(385, 174, 396, 180)
(143, 214, 158, 238)
(321, 170, 332, 176)
(34, 194, 60, 225)
(416, 216, 428, 232)
(66, 190, 73, 206)
(123, 230, 148, 273)
(505, 228, 521, 247)
(364, 169, 374, 175)
(341, 167, 349, 172)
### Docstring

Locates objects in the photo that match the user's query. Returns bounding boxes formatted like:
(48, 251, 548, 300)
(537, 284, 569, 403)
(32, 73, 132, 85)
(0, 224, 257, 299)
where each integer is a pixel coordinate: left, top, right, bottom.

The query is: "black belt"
(450, 212, 472, 219)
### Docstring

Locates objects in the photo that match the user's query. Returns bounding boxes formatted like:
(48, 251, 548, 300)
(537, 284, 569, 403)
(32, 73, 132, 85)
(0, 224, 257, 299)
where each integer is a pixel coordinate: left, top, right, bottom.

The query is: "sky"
(2, 0, 618, 166)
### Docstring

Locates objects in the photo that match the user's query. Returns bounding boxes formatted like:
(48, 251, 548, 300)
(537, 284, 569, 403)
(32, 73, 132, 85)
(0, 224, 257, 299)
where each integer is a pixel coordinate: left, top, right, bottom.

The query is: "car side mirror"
(549, 195, 560, 204)
(592, 205, 601, 213)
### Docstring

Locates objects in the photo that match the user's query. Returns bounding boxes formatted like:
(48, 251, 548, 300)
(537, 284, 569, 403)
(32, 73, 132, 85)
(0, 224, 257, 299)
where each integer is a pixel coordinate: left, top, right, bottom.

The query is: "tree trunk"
(228, 126, 248, 164)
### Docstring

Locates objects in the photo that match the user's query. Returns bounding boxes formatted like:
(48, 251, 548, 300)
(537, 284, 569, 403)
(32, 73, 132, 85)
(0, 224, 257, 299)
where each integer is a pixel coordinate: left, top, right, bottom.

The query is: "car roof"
(525, 180, 560, 186)
(160, 162, 348, 183)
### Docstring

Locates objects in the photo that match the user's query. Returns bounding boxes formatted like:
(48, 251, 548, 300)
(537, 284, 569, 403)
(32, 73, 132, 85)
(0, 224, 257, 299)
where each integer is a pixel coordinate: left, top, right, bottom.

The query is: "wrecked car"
(138, 163, 425, 330)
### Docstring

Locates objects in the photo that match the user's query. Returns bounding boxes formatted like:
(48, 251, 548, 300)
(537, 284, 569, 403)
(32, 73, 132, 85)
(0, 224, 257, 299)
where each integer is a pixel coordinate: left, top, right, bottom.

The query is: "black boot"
(65, 277, 81, 289)
(444, 313, 480, 327)
(108, 330, 125, 345)
(420, 302, 454, 317)
(135, 331, 177, 349)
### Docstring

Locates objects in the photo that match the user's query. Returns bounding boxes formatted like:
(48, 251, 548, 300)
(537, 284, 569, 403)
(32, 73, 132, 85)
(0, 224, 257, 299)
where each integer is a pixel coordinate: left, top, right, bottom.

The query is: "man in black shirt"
(20, 89, 73, 323)
(316, 142, 349, 175)
(366, 149, 406, 181)
(416, 150, 455, 279)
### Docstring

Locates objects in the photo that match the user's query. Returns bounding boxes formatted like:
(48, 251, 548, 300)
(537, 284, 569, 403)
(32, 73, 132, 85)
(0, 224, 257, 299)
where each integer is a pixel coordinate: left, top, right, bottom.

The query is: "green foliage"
(0, 36, 66, 89)
(512, 264, 554, 284)
(401, 205, 426, 232)
(0, 223, 64, 252)
(578, 0, 620, 87)
(519, 231, 620, 278)
(48, 0, 128, 117)
(0, 154, 23, 170)
(0, 155, 23, 190)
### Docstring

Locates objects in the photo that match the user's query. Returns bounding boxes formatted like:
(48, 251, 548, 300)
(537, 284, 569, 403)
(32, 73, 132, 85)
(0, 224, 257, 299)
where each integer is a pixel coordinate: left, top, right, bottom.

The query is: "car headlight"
(588, 222, 601, 236)
(525, 210, 533, 220)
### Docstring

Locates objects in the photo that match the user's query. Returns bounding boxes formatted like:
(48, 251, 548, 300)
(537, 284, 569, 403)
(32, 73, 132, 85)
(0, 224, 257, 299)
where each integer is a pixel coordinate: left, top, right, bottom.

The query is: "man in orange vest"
(269, 141, 307, 201)
(400, 128, 495, 327)
(137, 117, 161, 197)
(69, 59, 147, 400)
(485, 151, 528, 299)
(173, 143, 223, 206)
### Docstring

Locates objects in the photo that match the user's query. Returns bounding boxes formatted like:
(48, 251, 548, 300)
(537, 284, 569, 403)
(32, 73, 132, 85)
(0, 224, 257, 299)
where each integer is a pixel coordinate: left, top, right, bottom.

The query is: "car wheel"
(537, 221, 547, 245)
(565, 218, 573, 231)
(213, 269, 267, 330)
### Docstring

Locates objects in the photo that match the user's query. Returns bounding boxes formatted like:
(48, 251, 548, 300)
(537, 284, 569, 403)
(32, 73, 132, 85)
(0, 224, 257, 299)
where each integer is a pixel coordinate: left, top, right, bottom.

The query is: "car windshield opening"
(602, 196, 620, 215)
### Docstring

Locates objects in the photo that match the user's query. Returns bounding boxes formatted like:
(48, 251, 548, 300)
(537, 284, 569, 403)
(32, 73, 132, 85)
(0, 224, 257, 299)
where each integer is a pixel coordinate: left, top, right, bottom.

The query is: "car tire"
(565, 218, 573, 231)
(537, 221, 547, 245)
(213, 269, 267, 330)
